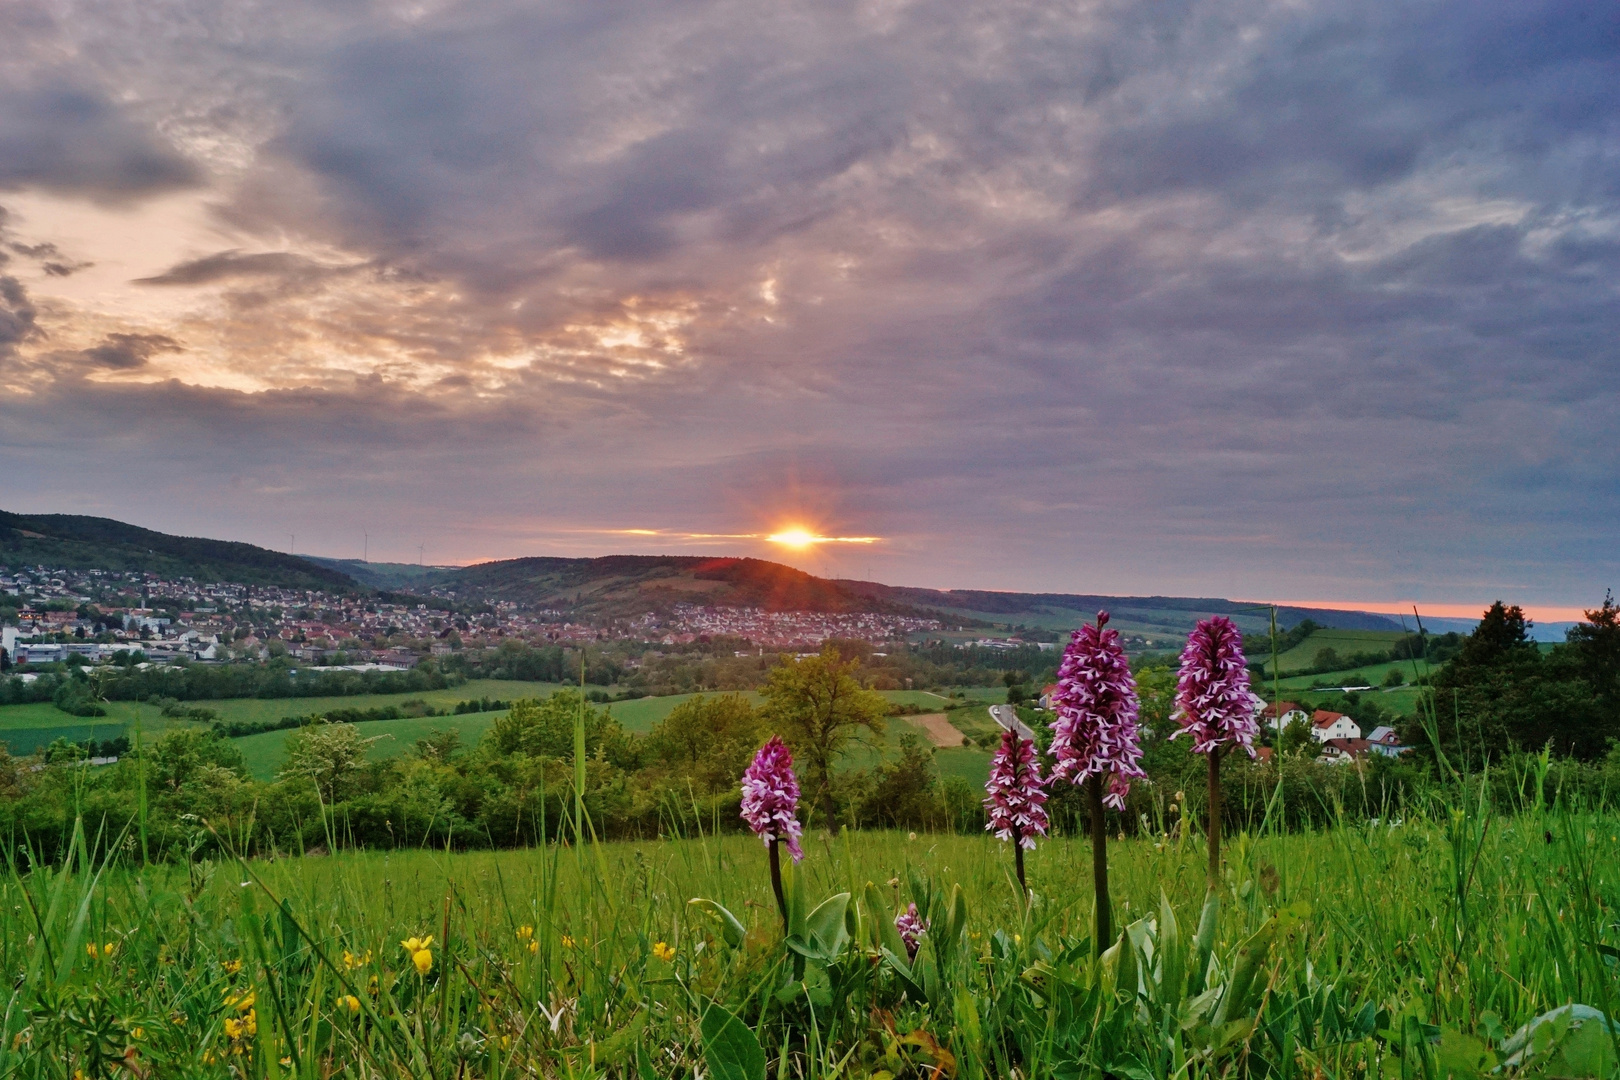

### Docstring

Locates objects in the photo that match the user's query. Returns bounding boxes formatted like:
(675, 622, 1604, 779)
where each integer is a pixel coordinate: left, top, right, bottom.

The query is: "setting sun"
(765, 527, 880, 549)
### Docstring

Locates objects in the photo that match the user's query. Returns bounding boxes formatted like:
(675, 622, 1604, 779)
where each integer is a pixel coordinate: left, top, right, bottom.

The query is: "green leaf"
(1189, 889, 1220, 996)
(784, 857, 807, 941)
(879, 946, 927, 1001)
(867, 882, 909, 959)
(1157, 891, 1183, 1011)
(1435, 1029, 1496, 1078)
(1212, 919, 1275, 1028)
(701, 1002, 766, 1080)
(944, 883, 968, 945)
(688, 898, 747, 948)
(805, 892, 851, 958)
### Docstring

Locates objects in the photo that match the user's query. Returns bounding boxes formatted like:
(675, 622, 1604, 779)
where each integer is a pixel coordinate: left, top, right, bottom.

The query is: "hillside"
(0, 510, 357, 591)
(410, 555, 936, 618)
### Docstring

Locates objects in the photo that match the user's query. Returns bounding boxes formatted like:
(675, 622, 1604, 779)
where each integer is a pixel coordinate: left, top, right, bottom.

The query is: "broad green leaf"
(1189, 889, 1220, 996)
(1435, 1029, 1496, 1078)
(805, 892, 851, 958)
(701, 1002, 766, 1080)
(688, 898, 747, 948)
(1157, 891, 1183, 1010)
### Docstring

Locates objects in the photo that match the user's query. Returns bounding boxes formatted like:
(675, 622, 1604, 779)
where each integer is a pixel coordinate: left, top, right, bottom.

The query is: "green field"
(221, 686, 1003, 779)
(1269, 628, 1406, 673)
(0, 680, 565, 758)
(234, 711, 510, 778)
(4, 798, 1615, 1076)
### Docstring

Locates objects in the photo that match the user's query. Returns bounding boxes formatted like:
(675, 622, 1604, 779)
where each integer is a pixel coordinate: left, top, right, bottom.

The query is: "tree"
(149, 727, 248, 791)
(1564, 591, 1620, 710)
(863, 732, 940, 829)
(761, 645, 887, 829)
(1277, 719, 1316, 758)
(646, 693, 764, 794)
(280, 722, 382, 801)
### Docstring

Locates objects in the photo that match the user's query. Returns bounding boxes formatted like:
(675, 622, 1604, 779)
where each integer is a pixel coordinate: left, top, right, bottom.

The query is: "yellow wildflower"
(223, 959, 243, 976)
(516, 925, 534, 941)
(399, 935, 434, 954)
(223, 1017, 244, 1039)
(86, 943, 99, 960)
(412, 947, 433, 975)
(341, 994, 361, 1013)
(652, 941, 675, 962)
(342, 948, 372, 971)
(561, 935, 575, 949)
(528, 939, 539, 955)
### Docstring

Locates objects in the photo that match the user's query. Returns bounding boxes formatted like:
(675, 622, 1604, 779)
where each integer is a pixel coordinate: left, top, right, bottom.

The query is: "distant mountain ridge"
(0, 510, 356, 591)
(6, 509, 1424, 636)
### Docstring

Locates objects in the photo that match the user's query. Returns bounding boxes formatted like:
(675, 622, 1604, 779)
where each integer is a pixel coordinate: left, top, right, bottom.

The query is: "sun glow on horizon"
(574, 524, 884, 549)
(765, 527, 880, 549)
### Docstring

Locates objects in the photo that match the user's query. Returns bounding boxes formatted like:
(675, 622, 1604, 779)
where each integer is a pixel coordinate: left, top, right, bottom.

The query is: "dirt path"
(907, 713, 966, 748)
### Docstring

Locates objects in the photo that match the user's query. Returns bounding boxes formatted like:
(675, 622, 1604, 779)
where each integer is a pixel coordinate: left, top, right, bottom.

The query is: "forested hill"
(835, 581, 1405, 635)
(0, 510, 356, 591)
(370, 555, 930, 618)
(341, 551, 1404, 635)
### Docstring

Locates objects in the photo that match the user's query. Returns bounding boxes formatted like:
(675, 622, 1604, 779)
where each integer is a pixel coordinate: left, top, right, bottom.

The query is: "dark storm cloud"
(2, 0, 1619, 602)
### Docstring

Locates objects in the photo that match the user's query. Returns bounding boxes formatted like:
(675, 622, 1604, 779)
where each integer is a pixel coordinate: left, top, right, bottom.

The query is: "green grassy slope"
(236, 711, 510, 778)
(234, 686, 1003, 779)
(0, 679, 560, 756)
(1269, 628, 1407, 673)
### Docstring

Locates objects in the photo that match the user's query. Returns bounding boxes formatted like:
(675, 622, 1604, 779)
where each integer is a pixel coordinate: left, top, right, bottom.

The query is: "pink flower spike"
(894, 903, 928, 960)
(1049, 612, 1147, 809)
(983, 729, 1050, 849)
(1171, 616, 1262, 757)
(740, 736, 804, 862)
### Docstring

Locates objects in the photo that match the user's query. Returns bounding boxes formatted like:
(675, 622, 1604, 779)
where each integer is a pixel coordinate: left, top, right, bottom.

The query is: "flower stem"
(1088, 773, 1111, 953)
(768, 839, 788, 933)
(1207, 749, 1222, 891)
(1012, 822, 1026, 900)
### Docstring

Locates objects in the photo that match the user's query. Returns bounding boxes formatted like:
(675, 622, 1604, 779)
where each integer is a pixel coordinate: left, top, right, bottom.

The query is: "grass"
(0, 680, 563, 760)
(235, 712, 512, 779)
(1271, 628, 1406, 673)
(224, 687, 1001, 780)
(4, 787, 1616, 1077)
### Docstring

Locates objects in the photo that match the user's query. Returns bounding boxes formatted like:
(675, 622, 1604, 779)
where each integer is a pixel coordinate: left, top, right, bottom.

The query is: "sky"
(1, 0, 1616, 616)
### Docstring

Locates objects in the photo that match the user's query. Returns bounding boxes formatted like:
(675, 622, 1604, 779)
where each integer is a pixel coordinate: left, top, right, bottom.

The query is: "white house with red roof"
(1310, 710, 1361, 743)
(1262, 700, 1309, 730)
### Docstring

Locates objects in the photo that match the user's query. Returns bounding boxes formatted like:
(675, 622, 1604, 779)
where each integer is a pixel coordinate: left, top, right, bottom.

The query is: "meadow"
(188, 687, 997, 780)
(1269, 629, 1407, 674)
(3, 772, 1615, 1079)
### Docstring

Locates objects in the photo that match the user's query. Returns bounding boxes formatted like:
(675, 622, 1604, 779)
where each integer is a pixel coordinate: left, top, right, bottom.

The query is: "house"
(1365, 726, 1408, 757)
(1255, 746, 1275, 763)
(1311, 710, 1361, 743)
(1318, 737, 1374, 763)
(1262, 700, 1309, 730)
(1037, 683, 1059, 711)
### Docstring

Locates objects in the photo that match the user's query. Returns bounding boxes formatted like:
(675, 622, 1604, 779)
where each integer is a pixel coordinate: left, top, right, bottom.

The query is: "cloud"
(0, 0, 1618, 603)
(136, 250, 338, 286)
(0, 276, 37, 359)
(0, 78, 200, 200)
(76, 332, 183, 370)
